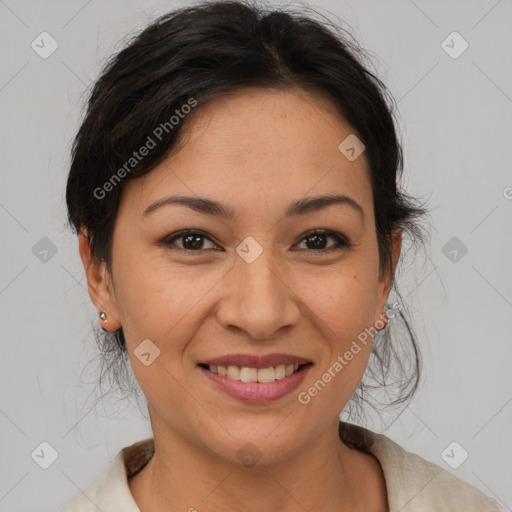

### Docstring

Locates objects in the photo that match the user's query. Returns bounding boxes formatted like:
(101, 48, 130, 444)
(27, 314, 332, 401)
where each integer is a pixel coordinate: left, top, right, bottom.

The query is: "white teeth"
(274, 365, 286, 380)
(257, 367, 275, 383)
(209, 363, 304, 382)
(227, 365, 241, 380)
(240, 367, 258, 382)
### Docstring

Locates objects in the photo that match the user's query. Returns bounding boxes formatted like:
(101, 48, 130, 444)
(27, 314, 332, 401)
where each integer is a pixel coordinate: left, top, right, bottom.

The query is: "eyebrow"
(142, 193, 365, 222)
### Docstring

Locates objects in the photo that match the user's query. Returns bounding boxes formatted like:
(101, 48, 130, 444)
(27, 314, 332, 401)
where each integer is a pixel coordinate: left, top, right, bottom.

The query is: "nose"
(215, 250, 301, 340)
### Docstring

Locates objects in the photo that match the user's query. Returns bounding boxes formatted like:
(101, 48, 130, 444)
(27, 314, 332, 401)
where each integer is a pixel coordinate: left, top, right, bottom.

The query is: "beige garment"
(60, 425, 503, 511)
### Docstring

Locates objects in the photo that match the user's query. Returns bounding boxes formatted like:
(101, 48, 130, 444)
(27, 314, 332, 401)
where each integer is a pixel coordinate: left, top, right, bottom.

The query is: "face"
(80, 86, 401, 465)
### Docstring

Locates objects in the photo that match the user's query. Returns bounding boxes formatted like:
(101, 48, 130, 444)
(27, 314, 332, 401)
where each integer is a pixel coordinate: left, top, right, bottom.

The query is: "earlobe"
(78, 229, 122, 331)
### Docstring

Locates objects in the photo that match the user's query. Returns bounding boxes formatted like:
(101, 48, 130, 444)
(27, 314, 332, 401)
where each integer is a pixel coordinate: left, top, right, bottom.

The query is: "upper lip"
(198, 353, 312, 369)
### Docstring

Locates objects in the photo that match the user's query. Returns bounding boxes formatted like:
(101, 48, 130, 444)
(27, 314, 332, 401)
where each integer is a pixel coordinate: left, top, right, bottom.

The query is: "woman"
(61, 1, 502, 510)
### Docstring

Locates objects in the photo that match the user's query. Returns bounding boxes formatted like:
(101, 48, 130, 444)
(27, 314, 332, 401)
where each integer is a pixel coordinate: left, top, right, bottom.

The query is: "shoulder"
(362, 427, 503, 512)
(59, 438, 154, 512)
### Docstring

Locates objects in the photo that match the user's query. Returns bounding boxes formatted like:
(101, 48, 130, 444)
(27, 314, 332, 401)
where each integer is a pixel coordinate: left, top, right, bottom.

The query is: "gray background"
(1, 0, 511, 510)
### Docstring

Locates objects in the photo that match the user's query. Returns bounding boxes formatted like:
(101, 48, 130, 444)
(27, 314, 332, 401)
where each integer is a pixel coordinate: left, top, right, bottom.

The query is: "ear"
(78, 228, 121, 331)
(375, 227, 402, 325)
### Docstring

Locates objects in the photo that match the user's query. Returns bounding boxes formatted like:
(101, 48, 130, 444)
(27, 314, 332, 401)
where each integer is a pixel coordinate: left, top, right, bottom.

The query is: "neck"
(129, 418, 387, 512)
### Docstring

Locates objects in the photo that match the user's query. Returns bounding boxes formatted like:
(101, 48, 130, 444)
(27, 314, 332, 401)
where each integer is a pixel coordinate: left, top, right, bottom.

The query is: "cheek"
(113, 253, 227, 348)
(295, 305, 374, 420)
(296, 260, 378, 334)
(292, 266, 377, 408)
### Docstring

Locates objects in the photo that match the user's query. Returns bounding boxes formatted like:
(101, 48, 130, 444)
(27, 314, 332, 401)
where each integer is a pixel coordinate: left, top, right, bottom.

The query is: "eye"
(293, 229, 351, 253)
(161, 228, 352, 254)
(162, 230, 219, 252)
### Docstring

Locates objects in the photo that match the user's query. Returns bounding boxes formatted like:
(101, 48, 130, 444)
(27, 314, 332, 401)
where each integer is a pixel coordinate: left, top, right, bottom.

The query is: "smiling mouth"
(197, 362, 313, 383)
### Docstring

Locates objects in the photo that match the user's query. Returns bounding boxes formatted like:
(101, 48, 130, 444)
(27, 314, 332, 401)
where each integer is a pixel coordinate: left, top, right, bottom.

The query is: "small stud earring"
(99, 311, 107, 321)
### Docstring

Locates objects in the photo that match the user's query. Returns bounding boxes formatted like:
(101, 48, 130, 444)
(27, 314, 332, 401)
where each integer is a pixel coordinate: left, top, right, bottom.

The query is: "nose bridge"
(238, 250, 281, 301)
(218, 239, 299, 338)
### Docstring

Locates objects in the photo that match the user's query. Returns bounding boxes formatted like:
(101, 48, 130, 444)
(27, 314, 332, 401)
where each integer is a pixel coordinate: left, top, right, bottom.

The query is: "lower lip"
(198, 364, 312, 403)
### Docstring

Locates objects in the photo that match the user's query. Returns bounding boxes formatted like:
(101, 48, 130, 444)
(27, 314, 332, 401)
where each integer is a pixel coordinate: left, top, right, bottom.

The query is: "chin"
(198, 421, 309, 467)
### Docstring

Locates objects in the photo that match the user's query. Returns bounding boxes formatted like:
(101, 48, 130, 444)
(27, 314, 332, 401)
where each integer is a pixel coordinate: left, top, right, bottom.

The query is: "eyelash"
(161, 229, 352, 254)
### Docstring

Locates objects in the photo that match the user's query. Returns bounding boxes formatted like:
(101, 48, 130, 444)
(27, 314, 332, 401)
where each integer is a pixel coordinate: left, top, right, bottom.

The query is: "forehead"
(122, 86, 373, 219)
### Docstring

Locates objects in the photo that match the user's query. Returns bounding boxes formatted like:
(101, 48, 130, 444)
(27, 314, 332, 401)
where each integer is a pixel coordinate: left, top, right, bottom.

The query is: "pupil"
(184, 235, 202, 249)
(308, 234, 326, 249)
